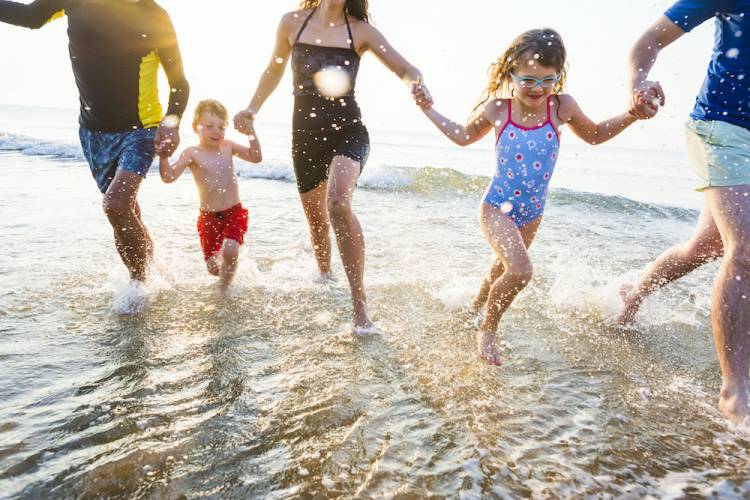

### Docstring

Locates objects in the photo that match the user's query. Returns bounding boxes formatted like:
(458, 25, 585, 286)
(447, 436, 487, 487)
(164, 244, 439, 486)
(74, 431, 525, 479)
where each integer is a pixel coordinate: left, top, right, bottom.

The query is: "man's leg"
(705, 185, 750, 424)
(133, 200, 154, 261)
(103, 170, 150, 282)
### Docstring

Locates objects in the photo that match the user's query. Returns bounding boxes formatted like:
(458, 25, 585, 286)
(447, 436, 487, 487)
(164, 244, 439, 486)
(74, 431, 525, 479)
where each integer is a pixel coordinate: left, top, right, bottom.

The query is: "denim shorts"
(79, 127, 157, 193)
(685, 119, 750, 191)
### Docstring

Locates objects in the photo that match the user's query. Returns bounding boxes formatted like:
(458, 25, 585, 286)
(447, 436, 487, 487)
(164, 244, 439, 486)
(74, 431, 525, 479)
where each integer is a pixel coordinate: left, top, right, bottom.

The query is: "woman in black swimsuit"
(235, 0, 426, 333)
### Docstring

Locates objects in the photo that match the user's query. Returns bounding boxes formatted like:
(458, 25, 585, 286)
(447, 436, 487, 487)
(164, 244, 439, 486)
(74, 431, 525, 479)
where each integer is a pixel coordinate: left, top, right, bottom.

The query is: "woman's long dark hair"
(299, 0, 370, 22)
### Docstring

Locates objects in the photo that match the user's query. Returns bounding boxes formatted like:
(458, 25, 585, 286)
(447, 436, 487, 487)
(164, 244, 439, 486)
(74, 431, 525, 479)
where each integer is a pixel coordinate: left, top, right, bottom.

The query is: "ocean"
(1, 104, 748, 498)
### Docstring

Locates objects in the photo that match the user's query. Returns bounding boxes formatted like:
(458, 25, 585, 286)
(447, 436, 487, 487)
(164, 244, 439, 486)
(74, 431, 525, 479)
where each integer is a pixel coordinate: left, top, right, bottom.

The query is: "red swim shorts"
(197, 203, 249, 261)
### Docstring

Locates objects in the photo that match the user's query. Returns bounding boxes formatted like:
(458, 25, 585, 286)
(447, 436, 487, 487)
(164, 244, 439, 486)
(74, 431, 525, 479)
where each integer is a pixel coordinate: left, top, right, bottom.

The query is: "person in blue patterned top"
(619, 0, 750, 425)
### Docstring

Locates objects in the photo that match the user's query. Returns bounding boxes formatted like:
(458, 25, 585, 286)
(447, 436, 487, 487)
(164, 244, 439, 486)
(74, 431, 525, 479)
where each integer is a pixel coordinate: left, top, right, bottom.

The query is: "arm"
(360, 23, 423, 85)
(153, 10, 190, 156)
(156, 12, 190, 125)
(230, 133, 263, 164)
(159, 149, 192, 183)
(414, 91, 494, 146)
(0, 0, 64, 29)
(559, 95, 640, 145)
(628, 16, 685, 118)
(239, 14, 295, 119)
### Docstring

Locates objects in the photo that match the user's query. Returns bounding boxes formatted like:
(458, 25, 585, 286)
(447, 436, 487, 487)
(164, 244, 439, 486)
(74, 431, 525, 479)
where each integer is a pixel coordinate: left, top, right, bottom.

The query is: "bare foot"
(719, 385, 750, 425)
(476, 330, 502, 366)
(616, 283, 642, 325)
(352, 299, 374, 335)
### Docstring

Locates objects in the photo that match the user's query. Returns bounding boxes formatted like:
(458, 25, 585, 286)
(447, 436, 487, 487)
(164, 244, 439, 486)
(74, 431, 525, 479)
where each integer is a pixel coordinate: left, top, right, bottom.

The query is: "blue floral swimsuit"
(483, 97, 560, 227)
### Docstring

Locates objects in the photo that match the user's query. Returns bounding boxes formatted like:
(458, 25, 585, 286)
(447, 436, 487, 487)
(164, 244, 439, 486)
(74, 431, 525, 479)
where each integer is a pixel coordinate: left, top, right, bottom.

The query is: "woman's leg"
(472, 217, 542, 312)
(299, 181, 333, 277)
(477, 205, 540, 364)
(617, 201, 723, 324)
(327, 155, 372, 330)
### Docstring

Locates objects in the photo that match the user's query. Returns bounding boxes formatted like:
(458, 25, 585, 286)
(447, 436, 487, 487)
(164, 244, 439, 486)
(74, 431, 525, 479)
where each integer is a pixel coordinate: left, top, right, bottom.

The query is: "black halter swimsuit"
(290, 8, 370, 194)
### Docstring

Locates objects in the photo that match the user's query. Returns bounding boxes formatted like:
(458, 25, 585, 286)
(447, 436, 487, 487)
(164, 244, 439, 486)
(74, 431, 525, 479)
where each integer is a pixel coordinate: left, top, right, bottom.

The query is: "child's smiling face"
(193, 112, 227, 148)
(510, 53, 560, 109)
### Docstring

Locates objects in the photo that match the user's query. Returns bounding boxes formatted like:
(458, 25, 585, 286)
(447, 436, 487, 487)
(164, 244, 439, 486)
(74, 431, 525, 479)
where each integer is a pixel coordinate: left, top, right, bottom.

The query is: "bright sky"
(0, 0, 713, 151)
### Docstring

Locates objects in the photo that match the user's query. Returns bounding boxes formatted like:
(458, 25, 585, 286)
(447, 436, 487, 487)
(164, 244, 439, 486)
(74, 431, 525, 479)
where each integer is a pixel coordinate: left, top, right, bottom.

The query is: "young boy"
(159, 99, 262, 291)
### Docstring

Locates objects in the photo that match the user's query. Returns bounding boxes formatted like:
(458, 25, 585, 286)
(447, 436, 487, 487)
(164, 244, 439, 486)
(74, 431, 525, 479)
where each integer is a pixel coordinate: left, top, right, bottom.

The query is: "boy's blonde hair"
(193, 99, 228, 126)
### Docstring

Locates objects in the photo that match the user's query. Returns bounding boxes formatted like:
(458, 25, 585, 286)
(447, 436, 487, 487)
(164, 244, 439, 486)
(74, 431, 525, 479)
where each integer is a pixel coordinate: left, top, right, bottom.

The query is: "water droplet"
(275, 57, 284, 64)
(727, 48, 740, 59)
(500, 202, 513, 214)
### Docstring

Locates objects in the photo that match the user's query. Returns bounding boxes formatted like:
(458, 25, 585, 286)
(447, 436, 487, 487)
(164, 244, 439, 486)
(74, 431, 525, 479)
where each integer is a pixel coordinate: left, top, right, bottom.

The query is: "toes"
(480, 351, 502, 366)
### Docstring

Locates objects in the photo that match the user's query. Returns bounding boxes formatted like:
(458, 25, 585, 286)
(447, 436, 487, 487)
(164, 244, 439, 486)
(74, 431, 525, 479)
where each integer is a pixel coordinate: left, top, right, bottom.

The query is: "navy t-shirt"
(665, 0, 750, 129)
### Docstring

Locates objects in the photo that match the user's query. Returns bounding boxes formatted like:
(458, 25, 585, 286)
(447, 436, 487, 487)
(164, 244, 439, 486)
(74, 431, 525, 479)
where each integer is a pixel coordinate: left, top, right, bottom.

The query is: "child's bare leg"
(476, 205, 539, 365)
(473, 218, 541, 311)
(472, 259, 504, 312)
(218, 239, 241, 291)
(618, 203, 723, 324)
(300, 182, 333, 277)
(206, 254, 221, 276)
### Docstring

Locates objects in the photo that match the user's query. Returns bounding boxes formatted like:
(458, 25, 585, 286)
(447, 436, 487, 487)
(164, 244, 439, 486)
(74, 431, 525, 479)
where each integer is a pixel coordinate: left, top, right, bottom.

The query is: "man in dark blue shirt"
(0, 0, 190, 302)
(619, 0, 750, 424)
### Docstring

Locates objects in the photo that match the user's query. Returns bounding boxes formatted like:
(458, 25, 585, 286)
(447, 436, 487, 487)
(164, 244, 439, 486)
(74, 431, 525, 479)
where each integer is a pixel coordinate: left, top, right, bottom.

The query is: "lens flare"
(162, 114, 180, 128)
(313, 67, 351, 98)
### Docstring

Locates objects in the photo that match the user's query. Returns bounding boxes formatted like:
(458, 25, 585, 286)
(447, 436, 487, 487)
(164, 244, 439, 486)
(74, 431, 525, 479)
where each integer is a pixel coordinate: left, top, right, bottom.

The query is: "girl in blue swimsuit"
(412, 29, 654, 365)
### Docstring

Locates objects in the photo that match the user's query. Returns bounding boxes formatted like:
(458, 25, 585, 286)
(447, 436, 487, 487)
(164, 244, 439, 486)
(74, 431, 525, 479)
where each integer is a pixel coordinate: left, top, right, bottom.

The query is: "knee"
(327, 196, 352, 220)
(505, 258, 534, 288)
(103, 194, 132, 220)
(222, 240, 240, 261)
(207, 261, 220, 276)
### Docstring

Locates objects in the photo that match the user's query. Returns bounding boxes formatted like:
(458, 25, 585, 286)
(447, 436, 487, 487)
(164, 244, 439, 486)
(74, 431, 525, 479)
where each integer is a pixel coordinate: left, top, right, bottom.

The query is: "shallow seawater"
(1, 146, 749, 498)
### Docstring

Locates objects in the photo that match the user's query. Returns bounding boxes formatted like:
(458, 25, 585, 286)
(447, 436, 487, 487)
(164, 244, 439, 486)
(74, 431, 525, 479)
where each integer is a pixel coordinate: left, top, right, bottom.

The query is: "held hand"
(245, 124, 259, 141)
(410, 78, 433, 110)
(630, 80, 664, 120)
(630, 87, 659, 120)
(155, 124, 180, 157)
(233, 109, 256, 135)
